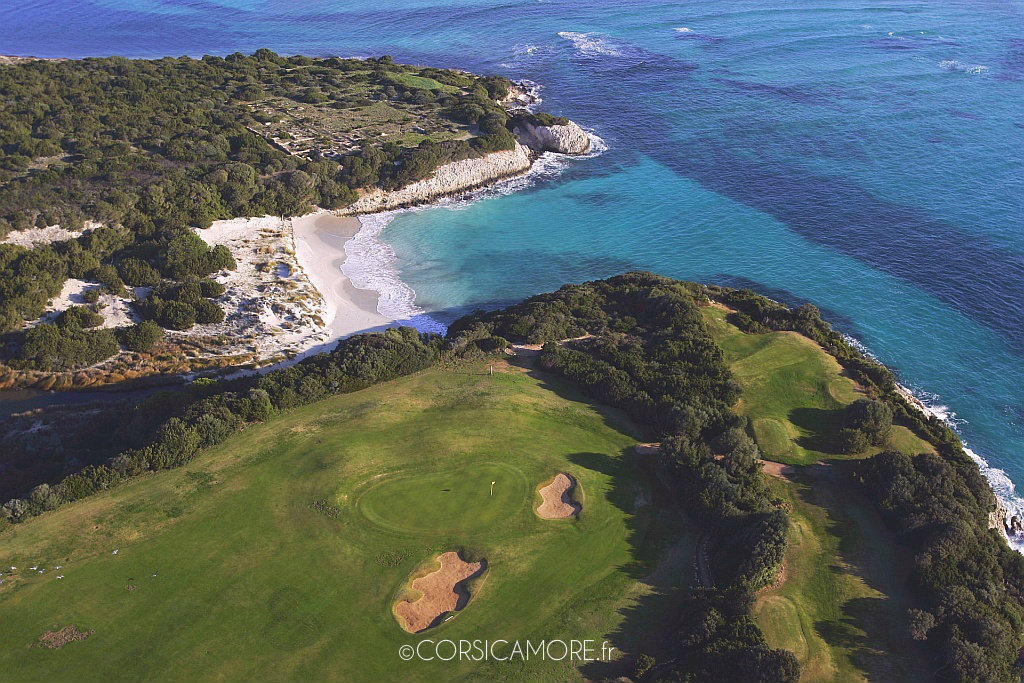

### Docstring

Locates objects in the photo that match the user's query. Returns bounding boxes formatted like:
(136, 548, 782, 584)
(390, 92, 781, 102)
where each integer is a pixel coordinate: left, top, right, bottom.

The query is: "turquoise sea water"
(2, 1, 1023, 535)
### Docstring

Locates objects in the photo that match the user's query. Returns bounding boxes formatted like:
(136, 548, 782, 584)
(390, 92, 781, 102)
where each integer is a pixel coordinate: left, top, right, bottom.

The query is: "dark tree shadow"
(789, 406, 844, 454)
(566, 449, 699, 681)
(783, 462, 932, 681)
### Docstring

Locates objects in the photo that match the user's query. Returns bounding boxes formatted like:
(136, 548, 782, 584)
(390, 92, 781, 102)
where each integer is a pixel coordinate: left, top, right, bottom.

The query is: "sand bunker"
(39, 625, 93, 649)
(536, 473, 581, 519)
(395, 551, 485, 633)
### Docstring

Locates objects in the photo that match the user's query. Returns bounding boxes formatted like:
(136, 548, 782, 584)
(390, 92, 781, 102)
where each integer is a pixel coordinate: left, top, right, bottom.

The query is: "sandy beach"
(291, 211, 393, 338)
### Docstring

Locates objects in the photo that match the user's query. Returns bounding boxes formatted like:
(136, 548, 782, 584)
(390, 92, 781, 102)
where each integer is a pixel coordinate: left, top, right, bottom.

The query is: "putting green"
(356, 461, 530, 534)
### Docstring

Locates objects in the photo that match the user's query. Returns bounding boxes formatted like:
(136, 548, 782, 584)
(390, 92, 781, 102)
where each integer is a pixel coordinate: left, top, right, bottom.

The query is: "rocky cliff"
(342, 142, 533, 214)
(990, 495, 1024, 542)
(512, 119, 591, 155)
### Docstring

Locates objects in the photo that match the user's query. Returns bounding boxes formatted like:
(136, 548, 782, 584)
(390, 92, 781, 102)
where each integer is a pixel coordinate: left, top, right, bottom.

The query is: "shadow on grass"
(785, 462, 931, 682)
(790, 406, 843, 455)
(568, 449, 698, 681)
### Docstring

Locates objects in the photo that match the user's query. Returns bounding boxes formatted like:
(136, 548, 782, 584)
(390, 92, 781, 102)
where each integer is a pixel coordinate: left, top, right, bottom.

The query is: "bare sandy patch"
(39, 625, 93, 649)
(760, 460, 795, 481)
(635, 442, 661, 455)
(395, 551, 485, 633)
(28, 278, 139, 331)
(536, 473, 581, 519)
(1, 221, 99, 249)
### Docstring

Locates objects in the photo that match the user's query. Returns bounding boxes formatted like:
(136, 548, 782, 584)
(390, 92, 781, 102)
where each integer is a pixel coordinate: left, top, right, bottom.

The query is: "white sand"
(30, 278, 138, 329)
(291, 211, 393, 338)
(189, 211, 391, 365)
(1, 222, 98, 249)
(193, 215, 329, 361)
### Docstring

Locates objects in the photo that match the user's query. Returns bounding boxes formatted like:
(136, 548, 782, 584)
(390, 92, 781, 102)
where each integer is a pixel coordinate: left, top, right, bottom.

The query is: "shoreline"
(844, 332, 1024, 554)
(895, 380, 1024, 553)
(291, 211, 393, 338)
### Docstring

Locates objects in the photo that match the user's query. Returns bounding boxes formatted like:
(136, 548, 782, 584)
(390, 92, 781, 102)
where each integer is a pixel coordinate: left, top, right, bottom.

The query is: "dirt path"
(695, 533, 714, 588)
(395, 551, 484, 633)
(536, 473, 581, 519)
(509, 334, 595, 357)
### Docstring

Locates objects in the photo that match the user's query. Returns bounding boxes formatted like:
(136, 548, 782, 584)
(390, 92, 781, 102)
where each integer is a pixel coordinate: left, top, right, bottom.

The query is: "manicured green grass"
(700, 306, 931, 680)
(702, 306, 933, 464)
(754, 471, 928, 683)
(0, 366, 694, 683)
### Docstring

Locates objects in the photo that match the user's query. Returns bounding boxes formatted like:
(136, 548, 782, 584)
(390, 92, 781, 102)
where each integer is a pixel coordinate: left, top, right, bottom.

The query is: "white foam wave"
(340, 132, 608, 335)
(908, 388, 1024, 553)
(675, 27, 694, 33)
(558, 31, 623, 57)
(939, 59, 988, 75)
(500, 44, 556, 70)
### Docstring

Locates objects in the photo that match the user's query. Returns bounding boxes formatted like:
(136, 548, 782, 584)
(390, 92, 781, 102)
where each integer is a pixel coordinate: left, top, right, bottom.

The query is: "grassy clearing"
(0, 365, 694, 683)
(702, 306, 933, 465)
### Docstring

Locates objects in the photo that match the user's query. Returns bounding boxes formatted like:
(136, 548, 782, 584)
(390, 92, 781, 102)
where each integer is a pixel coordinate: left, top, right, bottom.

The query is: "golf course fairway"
(0, 365, 696, 682)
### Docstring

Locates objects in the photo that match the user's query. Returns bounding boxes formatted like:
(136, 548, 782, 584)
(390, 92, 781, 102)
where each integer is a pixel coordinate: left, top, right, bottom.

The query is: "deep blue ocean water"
(3, 0, 1023, 532)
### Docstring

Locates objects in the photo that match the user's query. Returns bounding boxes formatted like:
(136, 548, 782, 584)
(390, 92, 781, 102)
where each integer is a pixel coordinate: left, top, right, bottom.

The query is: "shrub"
(117, 320, 163, 352)
(90, 263, 125, 295)
(199, 279, 226, 297)
(193, 298, 225, 324)
(158, 301, 197, 330)
(56, 305, 103, 330)
(118, 257, 162, 287)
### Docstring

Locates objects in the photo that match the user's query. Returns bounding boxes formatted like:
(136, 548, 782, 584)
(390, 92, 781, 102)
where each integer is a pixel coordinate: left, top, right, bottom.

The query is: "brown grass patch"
(39, 625, 93, 649)
(395, 551, 485, 633)
(536, 473, 581, 519)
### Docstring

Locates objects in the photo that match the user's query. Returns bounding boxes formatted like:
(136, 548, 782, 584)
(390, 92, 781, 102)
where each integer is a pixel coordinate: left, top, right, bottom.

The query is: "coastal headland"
(0, 52, 593, 390)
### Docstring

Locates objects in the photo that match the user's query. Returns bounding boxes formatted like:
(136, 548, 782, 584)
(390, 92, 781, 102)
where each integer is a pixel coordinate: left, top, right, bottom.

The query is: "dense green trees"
(858, 451, 1024, 683)
(675, 588, 800, 683)
(839, 397, 893, 452)
(11, 317, 119, 371)
(116, 320, 163, 352)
